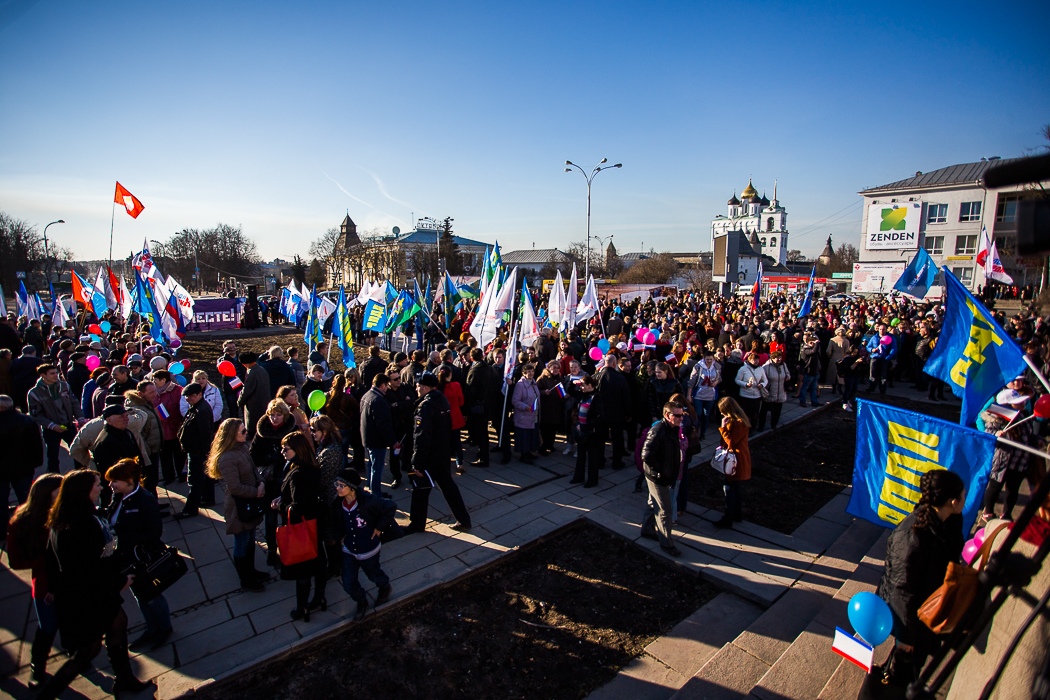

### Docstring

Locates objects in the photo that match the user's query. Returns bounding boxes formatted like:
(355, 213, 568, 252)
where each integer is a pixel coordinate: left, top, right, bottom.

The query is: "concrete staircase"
(670, 519, 892, 700)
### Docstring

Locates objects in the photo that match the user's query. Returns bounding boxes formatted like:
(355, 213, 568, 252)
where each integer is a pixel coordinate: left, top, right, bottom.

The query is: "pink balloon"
(961, 539, 981, 565)
(880, 335, 892, 345)
(972, 527, 987, 548)
(169, 338, 182, 349)
(85, 355, 101, 371)
(643, 331, 656, 345)
(588, 347, 603, 361)
(635, 328, 647, 342)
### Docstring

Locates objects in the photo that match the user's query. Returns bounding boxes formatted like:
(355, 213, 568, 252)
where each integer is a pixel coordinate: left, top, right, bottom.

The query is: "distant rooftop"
(502, 249, 571, 264)
(392, 229, 489, 248)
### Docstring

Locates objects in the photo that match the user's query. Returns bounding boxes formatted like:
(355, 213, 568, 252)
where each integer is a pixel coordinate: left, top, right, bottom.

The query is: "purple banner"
(190, 298, 242, 331)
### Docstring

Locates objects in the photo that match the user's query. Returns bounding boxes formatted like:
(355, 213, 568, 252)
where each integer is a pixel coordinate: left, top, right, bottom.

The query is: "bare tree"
(153, 224, 262, 290)
(619, 252, 680, 284)
(681, 263, 716, 292)
(786, 249, 806, 262)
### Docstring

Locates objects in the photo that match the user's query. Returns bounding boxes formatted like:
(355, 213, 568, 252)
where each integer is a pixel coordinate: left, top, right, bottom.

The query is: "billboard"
(865, 202, 922, 250)
(190, 298, 243, 331)
(852, 263, 906, 294)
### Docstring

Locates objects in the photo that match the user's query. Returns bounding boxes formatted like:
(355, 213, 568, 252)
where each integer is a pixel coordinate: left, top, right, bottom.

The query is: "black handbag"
(235, 496, 268, 522)
(127, 544, 188, 603)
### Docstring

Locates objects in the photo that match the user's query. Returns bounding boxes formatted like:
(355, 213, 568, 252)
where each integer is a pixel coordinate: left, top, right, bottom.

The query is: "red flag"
(71, 271, 94, 307)
(107, 266, 124, 306)
(114, 181, 145, 218)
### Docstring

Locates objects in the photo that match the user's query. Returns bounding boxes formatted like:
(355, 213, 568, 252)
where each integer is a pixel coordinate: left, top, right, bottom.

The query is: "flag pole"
(996, 434, 1050, 462)
(108, 200, 116, 266)
(1022, 354, 1050, 395)
(498, 280, 520, 449)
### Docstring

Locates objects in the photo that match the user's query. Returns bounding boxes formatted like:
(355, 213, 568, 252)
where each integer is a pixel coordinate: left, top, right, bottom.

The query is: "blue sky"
(1, 0, 1048, 263)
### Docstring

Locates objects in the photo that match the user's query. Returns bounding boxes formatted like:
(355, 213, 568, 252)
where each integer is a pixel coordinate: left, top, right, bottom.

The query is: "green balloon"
(308, 390, 326, 411)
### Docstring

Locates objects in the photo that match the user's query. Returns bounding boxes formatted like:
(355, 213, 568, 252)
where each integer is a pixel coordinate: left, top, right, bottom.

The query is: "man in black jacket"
(0, 394, 43, 534)
(175, 384, 216, 518)
(360, 346, 387, 389)
(93, 405, 144, 509)
(406, 374, 471, 534)
(399, 350, 426, 398)
(593, 355, 633, 470)
(359, 374, 397, 496)
(640, 402, 683, 556)
(465, 349, 490, 467)
(11, 345, 41, 412)
(216, 340, 245, 420)
(384, 367, 415, 488)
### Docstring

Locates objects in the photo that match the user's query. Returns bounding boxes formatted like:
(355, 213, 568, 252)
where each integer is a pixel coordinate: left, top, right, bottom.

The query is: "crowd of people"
(2, 279, 1049, 698)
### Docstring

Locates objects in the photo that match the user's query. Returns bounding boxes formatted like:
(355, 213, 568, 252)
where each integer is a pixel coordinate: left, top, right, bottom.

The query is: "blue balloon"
(169, 362, 184, 375)
(597, 339, 610, 353)
(100, 321, 111, 333)
(847, 592, 893, 646)
(174, 374, 188, 386)
(614, 306, 622, 314)
(89, 334, 100, 342)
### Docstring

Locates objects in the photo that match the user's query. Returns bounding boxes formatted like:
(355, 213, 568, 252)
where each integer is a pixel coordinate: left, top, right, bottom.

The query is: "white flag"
(354, 280, 372, 307)
(519, 280, 541, 348)
(576, 274, 600, 323)
(470, 267, 517, 349)
(546, 270, 564, 328)
(502, 317, 518, 396)
(93, 268, 112, 311)
(564, 263, 578, 331)
(119, 276, 133, 319)
(978, 226, 1014, 285)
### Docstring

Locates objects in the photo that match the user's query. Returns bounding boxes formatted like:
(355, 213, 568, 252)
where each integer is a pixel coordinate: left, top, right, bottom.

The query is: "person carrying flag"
(865, 322, 897, 395)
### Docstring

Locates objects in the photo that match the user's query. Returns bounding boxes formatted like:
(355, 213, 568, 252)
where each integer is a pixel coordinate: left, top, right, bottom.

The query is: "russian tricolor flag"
(831, 628, 874, 672)
(157, 404, 170, 420)
(229, 376, 244, 391)
(555, 383, 567, 398)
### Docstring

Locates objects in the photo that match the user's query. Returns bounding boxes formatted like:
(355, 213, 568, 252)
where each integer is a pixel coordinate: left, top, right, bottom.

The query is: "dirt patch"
(194, 522, 718, 700)
(687, 394, 962, 534)
(179, 328, 381, 386)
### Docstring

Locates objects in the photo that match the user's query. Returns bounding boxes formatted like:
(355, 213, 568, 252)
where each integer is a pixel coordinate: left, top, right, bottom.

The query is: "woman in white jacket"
(734, 352, 767, 434)
(759, 351, 790, 431)
(687, 350, 721, 439)
(180, 370, 224, 424)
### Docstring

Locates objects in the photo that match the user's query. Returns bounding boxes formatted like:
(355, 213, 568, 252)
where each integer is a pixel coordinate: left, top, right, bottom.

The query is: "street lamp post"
(564, 159, 622, 278)
(589, 233, 614, 276)
(42, 219, 65, 285)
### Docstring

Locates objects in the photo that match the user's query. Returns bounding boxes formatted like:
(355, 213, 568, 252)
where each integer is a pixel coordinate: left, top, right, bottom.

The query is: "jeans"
(233, 528, 254, 557)
(366, 448, 387, 494)
(133, 591, 171, 635)
(693, 399, 716, 438)
(869, 357, 890, 394)
(593, 420, 626, 468)
(983, 469, 1025, 517)
(43, 427, 77, 473)
(724, 479, 742, 520)
(799, 374, 819, 405)
(34, 595, 58, 635)
(641, 479, 675, 549)
(341, 552, 389, 603)
(843, 377, 860, 406)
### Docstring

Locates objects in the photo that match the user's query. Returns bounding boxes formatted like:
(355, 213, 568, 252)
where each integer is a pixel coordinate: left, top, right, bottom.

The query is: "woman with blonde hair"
(208, 418, 267, 591)
(250, 399, 295, 571)
(715, 397, 751, 529)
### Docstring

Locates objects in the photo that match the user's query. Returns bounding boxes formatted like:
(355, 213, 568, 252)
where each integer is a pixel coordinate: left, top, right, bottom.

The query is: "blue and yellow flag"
(304, 284, 323, 347)
(132, 273, 164, 344)
(334, 285, 355, 367)
(847, 399, 994, 533)
(362, 298, 387, 332)
(442, 270, 459, 329)
(924, 267, 1027, 426)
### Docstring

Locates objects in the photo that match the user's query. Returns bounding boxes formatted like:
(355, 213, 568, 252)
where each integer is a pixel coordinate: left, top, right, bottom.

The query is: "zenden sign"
(865, 202, 921, 250)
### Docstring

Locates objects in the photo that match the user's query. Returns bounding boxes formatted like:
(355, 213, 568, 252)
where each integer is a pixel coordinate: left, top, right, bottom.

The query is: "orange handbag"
(917, 523, 1009, 634)
(276, 508, 318, 566)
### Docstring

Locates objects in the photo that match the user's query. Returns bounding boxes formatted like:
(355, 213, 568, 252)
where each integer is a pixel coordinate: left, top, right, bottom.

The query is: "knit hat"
(149, 356, 167, 371)
(334, 469, 362, 488)
(418, 373, 439, 388)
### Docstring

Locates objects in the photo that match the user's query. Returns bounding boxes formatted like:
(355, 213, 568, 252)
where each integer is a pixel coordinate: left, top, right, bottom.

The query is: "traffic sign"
(15, 271, 25, 279)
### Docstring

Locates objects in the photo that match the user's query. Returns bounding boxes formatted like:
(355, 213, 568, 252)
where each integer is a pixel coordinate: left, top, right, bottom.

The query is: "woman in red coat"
(438, 367, 466, 473)
(716, 397, 752, 529)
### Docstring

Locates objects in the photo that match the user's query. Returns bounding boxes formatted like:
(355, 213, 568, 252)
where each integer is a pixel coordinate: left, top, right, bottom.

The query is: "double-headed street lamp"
(42, 219, 65, 284)
(564, 158, 622, 278)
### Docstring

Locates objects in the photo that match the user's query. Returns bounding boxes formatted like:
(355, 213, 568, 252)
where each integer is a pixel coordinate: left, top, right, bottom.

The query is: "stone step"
(670, 520, 889, 700)
(745, 529, 891, 700)
(586, 592, 764, 700)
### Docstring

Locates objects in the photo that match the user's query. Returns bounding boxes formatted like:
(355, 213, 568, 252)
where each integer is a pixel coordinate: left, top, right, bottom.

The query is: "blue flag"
(413, 278, 427, 350)
(798, 266, 816, 318)
(334, 285, 355, 367)
(362, 299, 387, 332)
(132, 273, 164, 344)
(304, 285, 323, 347)
(847, 399, 995, 534)
(925, 267, 1027, 426)
(892, 247, 938, 299)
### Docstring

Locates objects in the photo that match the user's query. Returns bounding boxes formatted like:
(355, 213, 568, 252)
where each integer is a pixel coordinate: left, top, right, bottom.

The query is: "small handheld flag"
(157, 404, 171, 420)
(554, 383, 567, 398)
(228, 377, 244, 391)
(832, 628, 874, 672)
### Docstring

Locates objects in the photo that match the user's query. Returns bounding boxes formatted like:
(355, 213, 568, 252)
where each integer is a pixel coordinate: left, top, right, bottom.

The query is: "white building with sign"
(710, 178, 792, 294)
(857, 158, 1037, 290)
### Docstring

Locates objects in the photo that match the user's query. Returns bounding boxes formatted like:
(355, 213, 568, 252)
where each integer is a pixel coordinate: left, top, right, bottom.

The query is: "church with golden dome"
(710, 177, 789, 266)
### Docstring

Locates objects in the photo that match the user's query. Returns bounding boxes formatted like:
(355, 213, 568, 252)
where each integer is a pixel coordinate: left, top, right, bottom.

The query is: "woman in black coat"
(38, 469, 150, 699)
(251, 400, 297, 569)
(273, 430, 329, 621)
(877, 469, 965, 687)
(105, 458, 173, 649)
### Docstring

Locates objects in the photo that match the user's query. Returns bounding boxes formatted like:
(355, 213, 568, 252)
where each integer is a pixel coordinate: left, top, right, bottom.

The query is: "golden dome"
(741, 178, 757, 199)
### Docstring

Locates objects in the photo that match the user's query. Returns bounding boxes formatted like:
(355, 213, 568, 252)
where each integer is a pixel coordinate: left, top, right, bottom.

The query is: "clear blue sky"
(2, 0, 1048, 264)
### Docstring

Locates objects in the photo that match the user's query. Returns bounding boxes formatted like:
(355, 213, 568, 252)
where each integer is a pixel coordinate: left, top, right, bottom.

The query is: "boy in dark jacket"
(640, 402, 684, 556)
(175, 384, 215, 518)
(331, 469, 397, 620)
